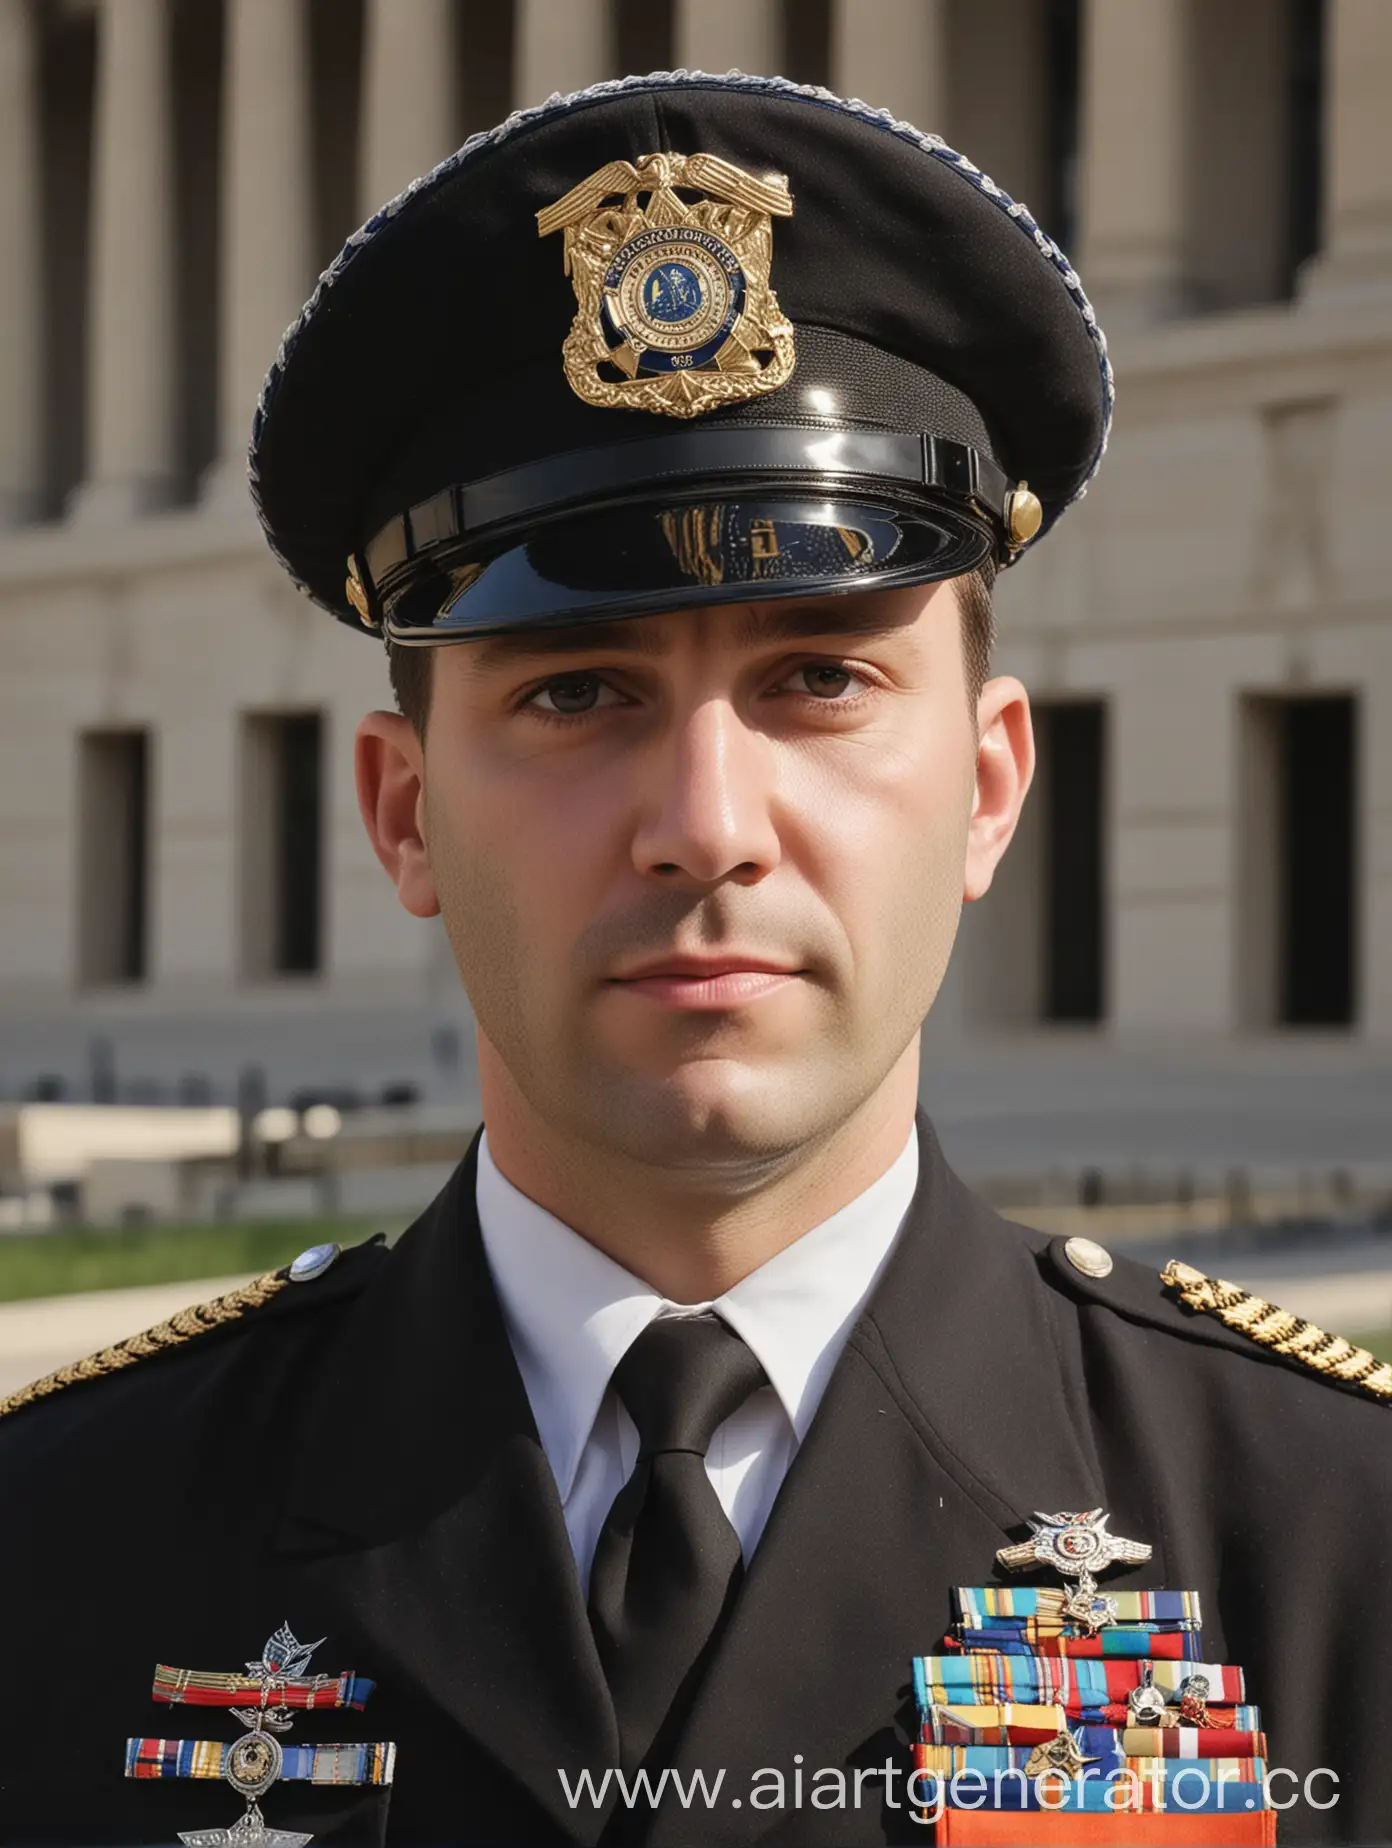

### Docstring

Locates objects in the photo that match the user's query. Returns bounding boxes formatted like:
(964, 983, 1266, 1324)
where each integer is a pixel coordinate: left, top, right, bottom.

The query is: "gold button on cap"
(1064, 1236, 1113, 1279)
(1007, 482, 1044, 545)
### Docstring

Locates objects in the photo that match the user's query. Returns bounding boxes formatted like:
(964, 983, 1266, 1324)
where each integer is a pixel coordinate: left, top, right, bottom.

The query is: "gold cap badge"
(538, 151, 796, 419)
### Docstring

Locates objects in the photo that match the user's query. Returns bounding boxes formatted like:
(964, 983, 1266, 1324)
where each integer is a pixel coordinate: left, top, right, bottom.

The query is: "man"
(0, 73, 1388, 1848)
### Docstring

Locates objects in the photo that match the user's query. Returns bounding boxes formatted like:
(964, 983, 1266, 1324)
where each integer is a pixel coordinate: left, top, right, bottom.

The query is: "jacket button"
(1064, 1236, 1113, 1279)
(289, 1242, 341, 1282)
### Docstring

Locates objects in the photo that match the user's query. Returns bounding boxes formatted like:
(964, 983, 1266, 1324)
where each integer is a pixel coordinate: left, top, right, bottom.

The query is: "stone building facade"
(0, 0, 1388, 1183)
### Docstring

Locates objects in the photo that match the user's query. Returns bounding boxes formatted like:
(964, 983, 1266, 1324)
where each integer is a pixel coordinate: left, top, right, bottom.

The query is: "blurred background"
(1, 0, 1390, 1383)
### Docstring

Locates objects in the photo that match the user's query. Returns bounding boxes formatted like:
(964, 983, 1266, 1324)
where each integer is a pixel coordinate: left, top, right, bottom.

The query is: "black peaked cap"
(250, 73, 1112, 634)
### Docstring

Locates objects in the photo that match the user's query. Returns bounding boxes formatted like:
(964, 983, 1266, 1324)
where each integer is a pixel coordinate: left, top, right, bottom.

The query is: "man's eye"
(525, 673, 626, 717)
(783, 663, 864, 701)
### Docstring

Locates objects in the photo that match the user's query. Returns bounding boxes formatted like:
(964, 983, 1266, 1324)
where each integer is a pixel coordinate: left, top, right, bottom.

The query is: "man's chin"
(574, 1059, 836, 1173)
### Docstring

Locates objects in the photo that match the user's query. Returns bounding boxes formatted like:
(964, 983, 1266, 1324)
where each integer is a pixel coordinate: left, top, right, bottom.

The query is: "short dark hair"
(387, 561, 997, 741)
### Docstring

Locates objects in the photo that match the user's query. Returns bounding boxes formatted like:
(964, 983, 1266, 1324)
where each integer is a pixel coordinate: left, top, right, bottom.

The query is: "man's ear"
(963, 676, 1035, 903)
(355, 711, 441, 918)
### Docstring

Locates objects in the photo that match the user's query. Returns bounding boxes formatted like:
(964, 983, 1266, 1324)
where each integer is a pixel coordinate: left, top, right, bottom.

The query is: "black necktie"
(588, 1313, 769, 1774)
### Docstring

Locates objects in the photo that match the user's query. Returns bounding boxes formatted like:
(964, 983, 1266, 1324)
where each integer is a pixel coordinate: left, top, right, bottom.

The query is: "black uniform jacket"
(1, 1110, 1388, 1847)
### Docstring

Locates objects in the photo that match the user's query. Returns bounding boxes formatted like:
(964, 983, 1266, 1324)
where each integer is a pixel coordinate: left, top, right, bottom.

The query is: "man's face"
(358, 579, 1032, 1171)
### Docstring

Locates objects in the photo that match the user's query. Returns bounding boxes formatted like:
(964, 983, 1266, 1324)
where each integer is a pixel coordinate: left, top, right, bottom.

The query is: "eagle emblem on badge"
(537, 151, 796, 418)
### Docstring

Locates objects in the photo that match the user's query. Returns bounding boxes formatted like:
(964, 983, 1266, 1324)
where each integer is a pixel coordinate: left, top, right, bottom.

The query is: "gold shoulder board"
(0, 1268, 289, 1423)
(1162, 1258, 1392, 1403)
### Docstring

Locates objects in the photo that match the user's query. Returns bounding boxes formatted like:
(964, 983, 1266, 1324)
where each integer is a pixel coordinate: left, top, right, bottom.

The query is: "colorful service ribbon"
(956, 1587, 1202, 1638)
(915, 1746, 1265, 1783)
(911, 1748, 1268, 1815)
(152, 1664, 375, 1711)
(126, 1737, 396, 1787)
(929, 1703, 1262, 1749)
(930, 1703, 1071, 1745)
(945, 1629, 1203, 1660)
(1118, 1725, 1267, 1758)
(913, 1655, 1245, 1712)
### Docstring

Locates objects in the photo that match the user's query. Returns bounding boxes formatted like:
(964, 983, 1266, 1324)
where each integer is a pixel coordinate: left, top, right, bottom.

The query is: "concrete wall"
(1, 0, 1390, 1136)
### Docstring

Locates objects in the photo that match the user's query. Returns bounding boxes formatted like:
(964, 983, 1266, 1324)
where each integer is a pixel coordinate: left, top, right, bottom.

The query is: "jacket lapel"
(271, 1130, 621, 1843)
(647, 1108, 1119, 1845)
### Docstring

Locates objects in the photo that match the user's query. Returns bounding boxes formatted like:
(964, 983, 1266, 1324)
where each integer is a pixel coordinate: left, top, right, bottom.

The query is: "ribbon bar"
(956, 1587, 1202, 1641)
(948, 1631, 1202, 1661)
(915, 1745, 1265, 1783)
(928, 1703, 1262, 1748)
(911, 1753, 1269, 1816)
(125, 1737, 396, 1787)
(914, 1656, 1245, 1715)
(152, 1665, 375, 1710)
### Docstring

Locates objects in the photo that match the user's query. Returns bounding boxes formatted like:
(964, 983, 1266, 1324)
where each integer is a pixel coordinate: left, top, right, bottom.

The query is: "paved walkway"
(0, 1274, 259, 1399)
(1226, 1266, 1392, 1335)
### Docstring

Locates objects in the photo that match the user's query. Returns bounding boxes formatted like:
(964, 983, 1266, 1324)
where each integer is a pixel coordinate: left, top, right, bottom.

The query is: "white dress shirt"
(476, 1121, 919, 1595)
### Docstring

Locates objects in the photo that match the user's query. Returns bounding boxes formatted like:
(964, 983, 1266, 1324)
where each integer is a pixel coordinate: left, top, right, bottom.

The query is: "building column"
(0, 0, 40, 529)
(1076, 0, 1191, 325)
(360, 0, 457, 212)
(70, 0, 177, 524)
(1304, 0, 1392, 299)
(830, 0, 944, 129)
(674, 0, 780, 75)
(205, 0, 313, 509)
(514, 0, 612, 108)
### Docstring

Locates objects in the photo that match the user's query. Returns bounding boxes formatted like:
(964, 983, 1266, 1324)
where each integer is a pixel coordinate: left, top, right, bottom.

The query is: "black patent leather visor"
(379, 493, 992, 643)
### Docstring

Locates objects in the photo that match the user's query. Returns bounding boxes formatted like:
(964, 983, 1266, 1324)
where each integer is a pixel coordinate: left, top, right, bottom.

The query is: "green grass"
(1347, 1328, 1392, 1364)
(0, 1219, 388, 1305)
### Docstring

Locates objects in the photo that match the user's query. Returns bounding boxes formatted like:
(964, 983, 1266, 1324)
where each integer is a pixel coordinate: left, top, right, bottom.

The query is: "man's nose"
(630, 696, 782, 885)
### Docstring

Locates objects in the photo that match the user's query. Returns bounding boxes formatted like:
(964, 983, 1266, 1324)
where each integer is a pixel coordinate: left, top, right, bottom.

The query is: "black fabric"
(1, 1110, 1389, 1845)
(367, 329, 1002, 551)
(251, 78, 1106, 626)
(588, 1316, 768, 1775)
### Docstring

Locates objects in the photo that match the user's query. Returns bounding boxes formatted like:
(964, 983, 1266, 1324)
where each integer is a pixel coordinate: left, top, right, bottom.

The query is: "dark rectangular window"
(38, 2, 97, 519)
(172, 0, 224, 501)
(1280, 695, 1356, 1025)
(1044, 0, 1082, 257)
(242, 712, 324, 978)
(778, 0, 830, 88)
(1284, 0, 1326, 291)
(616, 0, 672, 74)
(309, 0, 365, 266)
(1041, 701, 1106, 1022)
(276, 714, 323, 974)
(456, 0, 514, 137)
(79, 731, 150, 985)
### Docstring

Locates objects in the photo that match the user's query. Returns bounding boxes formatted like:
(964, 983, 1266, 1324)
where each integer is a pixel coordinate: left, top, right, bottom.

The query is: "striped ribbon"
(152, 1665, 375, 1711)
(915, 1746, 1264, 1781)
(927, 1704, 1262, 1749)
(930, 1779, 1269, 1816)
(1118, 1727, 1267, 1759)
(950, 1630, 1203, 1660)
(913, 1657, 1245, 1715)
(956, 1587, 1202, 1638)
(929, 1703, 1080, 1745)
(911, 1748, 1268, 1814)
(125, 1737, 395, 1787)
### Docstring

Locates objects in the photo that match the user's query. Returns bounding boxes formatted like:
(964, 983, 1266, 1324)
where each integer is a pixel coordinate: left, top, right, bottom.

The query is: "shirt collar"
(476, 1121, 919, 1499)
